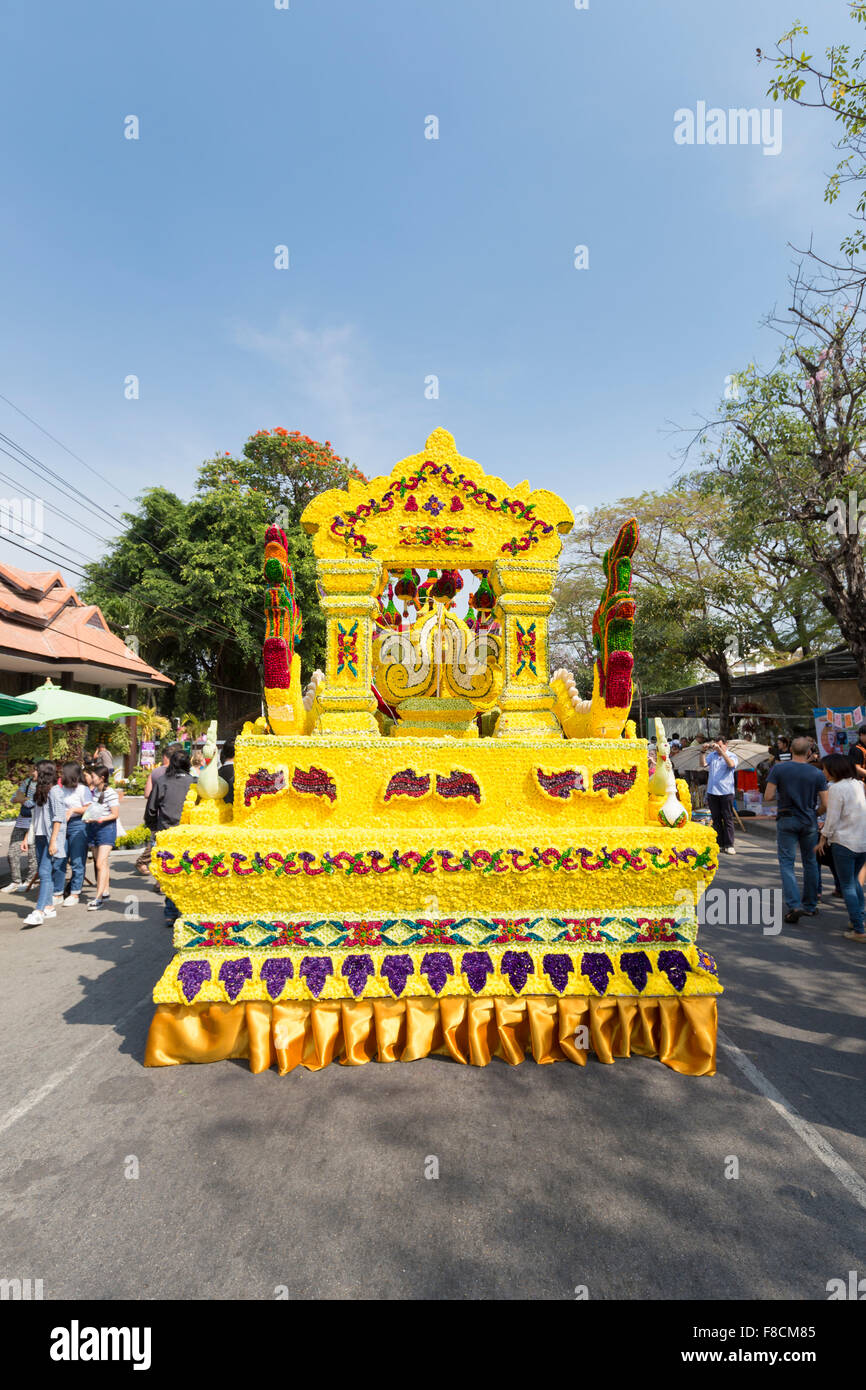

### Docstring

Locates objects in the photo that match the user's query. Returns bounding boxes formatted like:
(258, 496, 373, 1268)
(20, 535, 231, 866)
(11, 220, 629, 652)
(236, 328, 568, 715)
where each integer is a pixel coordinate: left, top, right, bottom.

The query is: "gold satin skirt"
(145, 995, 717, 1075)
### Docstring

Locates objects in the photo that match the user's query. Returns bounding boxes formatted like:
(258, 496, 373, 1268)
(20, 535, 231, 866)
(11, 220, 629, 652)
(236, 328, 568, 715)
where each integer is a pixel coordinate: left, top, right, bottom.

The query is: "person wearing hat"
(849, 725, 866, 783)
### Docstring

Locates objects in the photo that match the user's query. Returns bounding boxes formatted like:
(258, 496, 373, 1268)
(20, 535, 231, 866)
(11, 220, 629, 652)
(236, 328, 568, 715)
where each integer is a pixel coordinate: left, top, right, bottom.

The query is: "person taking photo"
(700, 735, 739, 856)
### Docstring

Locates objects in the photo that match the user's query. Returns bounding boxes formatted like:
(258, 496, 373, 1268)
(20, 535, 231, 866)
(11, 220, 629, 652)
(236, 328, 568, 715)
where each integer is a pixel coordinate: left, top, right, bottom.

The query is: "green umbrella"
(0, 678, 139, 756)
(0, 695, 37, 717)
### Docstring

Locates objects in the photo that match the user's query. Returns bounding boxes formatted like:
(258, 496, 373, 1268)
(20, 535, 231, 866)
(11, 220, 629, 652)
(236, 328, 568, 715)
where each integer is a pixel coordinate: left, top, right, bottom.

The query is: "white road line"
(0, 994, 152, 1140)
(718, 1028, 866, 1212)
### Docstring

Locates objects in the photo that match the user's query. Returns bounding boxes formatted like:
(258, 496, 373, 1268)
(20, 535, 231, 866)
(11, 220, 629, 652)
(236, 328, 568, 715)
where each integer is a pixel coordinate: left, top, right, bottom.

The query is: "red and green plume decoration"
(263, 524, 303, 692)
(593, 518, 638, 710)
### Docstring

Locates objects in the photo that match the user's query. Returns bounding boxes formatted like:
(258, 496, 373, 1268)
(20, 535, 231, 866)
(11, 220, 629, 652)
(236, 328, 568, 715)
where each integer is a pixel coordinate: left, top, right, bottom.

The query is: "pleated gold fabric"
(145, 995, 717, 1075)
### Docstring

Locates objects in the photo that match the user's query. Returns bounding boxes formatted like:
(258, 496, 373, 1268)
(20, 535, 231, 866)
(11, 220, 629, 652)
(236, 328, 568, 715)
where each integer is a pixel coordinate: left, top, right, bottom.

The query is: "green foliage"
(551, 565, 603, 694)
(198, 429, 365, 528)
(0, 729, 72, 779)
(0, 779, 17, 819)
(123, 766, 148, 795)
(556, 484, 835, 712)
(768, 5, 866, 258)
(694, 286, 866, 688)
(136, 705, 172, 741)
(87, 721, 131, 755)
(178, 712, 209, 740)
(79, 433, 343, 731)
(632, 590, 699, 696)
(114, 824, 151, 849)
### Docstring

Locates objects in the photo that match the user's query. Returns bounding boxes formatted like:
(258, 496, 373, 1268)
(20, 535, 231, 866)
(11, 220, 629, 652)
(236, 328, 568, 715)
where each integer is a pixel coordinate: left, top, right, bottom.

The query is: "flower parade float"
(145, 429, 721, 1075)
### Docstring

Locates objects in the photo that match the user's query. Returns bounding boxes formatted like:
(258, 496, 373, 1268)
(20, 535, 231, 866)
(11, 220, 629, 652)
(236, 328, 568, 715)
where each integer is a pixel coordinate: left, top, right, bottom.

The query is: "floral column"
(491, 559, 562, 739)
(314, 559, 381, 736)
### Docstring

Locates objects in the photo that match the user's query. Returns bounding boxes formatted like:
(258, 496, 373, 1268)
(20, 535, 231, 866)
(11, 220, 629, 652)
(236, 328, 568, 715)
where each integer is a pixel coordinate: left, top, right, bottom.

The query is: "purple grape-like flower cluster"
(177, 959, 212, 1002)
(657, 950, 691, 992)
(342, 954, 375, 998)
(580, 952, 614, 995)
(619, 950, 652, 992)
(218, 957, 253, 1001)
(420, 952, 454, 995)
(300, 956, 333, 998)
(542, 954, 574, 993)
(380, 954, 414, 996)
(460, 951, 494, 993)
(260, 957, 294, 999)
(500, 950, 533, 992)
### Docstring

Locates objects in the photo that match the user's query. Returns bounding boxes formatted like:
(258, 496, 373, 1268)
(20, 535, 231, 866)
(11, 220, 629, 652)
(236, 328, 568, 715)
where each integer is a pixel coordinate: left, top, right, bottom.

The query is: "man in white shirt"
(700, 736, 739, 855)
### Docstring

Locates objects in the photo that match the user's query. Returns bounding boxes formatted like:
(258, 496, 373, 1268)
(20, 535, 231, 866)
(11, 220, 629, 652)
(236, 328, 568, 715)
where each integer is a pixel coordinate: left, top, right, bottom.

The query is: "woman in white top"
(23, 761, 67, 927)
(83, 763, 120, 911)
(817, 754, 866, 941)
(58, 762, 92, 907)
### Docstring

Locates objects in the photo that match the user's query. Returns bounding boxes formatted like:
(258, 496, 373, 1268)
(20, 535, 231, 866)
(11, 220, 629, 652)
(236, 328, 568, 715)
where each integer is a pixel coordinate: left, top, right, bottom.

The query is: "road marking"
(0, 994, 152, 1140)
(718, 1028, 866, 1212)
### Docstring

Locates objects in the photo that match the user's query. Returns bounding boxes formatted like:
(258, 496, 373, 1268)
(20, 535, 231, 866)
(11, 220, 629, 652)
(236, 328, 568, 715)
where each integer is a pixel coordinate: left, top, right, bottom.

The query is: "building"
(642, 645, 861, 737)
(0, 563, 173, 763)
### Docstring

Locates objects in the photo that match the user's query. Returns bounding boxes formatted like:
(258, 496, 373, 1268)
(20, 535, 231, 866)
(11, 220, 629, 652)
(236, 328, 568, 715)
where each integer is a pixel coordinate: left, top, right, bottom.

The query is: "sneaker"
(22, 909, 44, 927)
(1, 882, 25, 893)
(843, 929, 866, 941)
(721, 846, 737, 855)
(62, 894, 79, 907)
(784, 909, 801, 924)
(43, 907, 57, 920)
(52, 893, 64, 904)
(87, 897, 104, 912)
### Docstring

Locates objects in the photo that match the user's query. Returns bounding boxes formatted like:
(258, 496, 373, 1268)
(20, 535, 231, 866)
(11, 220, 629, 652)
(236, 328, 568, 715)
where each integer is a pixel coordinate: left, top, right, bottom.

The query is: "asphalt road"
(0, 827, 863, 1301)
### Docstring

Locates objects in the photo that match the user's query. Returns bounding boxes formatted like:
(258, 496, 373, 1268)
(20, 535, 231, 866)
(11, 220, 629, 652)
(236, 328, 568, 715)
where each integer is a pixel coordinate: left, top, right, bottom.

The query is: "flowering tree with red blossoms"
(199, 429, 366, 526)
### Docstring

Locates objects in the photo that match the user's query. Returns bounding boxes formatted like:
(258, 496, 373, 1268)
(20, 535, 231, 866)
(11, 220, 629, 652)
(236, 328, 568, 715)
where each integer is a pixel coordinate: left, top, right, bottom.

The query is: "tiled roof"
(0, 562, 172, 685)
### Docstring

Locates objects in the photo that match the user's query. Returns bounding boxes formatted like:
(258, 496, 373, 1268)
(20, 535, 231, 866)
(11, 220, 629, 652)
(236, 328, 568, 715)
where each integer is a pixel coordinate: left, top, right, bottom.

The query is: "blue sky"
(0, 0, 858, 582)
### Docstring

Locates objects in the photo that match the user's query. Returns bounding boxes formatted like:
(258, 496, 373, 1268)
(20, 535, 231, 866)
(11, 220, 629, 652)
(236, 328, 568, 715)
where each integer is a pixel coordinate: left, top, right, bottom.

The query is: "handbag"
(18, 778, 34, 821)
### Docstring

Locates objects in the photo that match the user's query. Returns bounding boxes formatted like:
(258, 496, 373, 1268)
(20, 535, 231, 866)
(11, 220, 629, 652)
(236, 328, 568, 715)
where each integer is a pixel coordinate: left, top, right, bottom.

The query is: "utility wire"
(0, 412, 267, 628)
(0, 529, 264, 659)
(0, 433, 266, 634)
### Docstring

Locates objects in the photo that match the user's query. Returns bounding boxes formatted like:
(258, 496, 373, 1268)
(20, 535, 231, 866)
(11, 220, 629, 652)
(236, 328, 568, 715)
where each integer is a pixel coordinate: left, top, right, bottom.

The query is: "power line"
(0, 432, 266, 634)
(0, 544, 262, 697)
(0, 528, 263, 658)
(0, 410, 267, 629)
(0, 391, 128, 501)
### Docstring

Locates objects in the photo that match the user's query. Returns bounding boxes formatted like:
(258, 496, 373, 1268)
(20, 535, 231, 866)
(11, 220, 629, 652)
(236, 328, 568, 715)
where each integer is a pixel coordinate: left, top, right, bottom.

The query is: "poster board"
(813, 706, 864, 758)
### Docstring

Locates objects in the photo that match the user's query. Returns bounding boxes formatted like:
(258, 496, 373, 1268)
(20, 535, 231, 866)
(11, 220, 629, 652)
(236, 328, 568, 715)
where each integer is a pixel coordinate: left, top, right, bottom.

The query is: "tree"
(80, 431, 354, 732)
(198, 429, 365, 526)
(687, 274, 866, 696)
(631, 587, 699, 700)
(549, 563, 602, 692)
(555, 488, 825, 733)
(766, 5, 866, 267)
